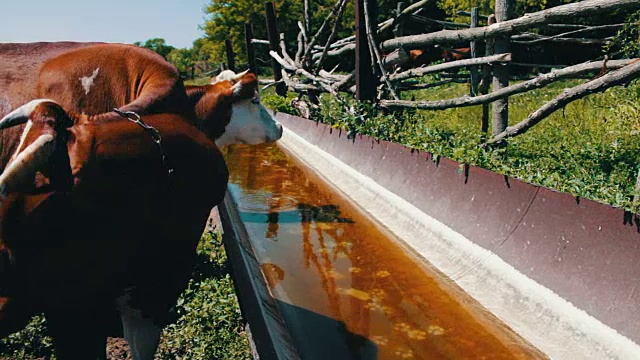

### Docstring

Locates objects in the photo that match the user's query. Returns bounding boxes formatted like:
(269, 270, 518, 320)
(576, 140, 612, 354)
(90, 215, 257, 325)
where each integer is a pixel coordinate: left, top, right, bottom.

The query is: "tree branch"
(314, 0, 349, 73)
(487, 59, 640, 144)
(380, 0, 640, 51)
(363, 0, 398, 100)
(301, 0, 347, 67)
(380, 59, 637, 110)
(389, 53, 512, 81)
(378, 0, 433, 33)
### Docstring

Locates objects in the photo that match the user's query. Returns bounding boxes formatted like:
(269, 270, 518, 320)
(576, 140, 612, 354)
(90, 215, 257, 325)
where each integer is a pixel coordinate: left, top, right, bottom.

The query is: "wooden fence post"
(394, 3, 404, 38)
(491, 0, 514, 138)
(244, 23, 258, 75)
(469, 7, 480, 96)
(355, 0, 376, 102)
(225, 39, 236, 73)
(480, 14, 496, 136)
(265, 2, 287, 96)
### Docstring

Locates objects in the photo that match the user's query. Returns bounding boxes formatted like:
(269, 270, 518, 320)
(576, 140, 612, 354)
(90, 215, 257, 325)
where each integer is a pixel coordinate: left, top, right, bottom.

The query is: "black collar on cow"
(113, 108, 173, 176)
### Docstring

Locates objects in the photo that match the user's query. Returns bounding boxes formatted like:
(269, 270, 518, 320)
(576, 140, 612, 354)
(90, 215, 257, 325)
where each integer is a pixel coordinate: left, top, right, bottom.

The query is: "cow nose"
(274, 122, 283, 140)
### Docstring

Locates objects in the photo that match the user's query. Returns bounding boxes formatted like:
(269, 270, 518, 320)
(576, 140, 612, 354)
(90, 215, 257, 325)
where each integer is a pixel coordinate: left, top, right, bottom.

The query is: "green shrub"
(299, 78, 640, 212)
(158, 231, 251, 360)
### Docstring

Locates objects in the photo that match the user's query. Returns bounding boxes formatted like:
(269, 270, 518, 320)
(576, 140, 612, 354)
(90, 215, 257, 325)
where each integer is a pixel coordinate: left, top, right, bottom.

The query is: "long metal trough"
(219, 112, 640, 359)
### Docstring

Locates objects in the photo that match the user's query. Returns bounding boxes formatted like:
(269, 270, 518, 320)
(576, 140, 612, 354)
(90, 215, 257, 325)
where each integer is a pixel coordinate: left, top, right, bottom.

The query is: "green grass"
(261, 76, 640, 211)
(0, 231, 251, 360)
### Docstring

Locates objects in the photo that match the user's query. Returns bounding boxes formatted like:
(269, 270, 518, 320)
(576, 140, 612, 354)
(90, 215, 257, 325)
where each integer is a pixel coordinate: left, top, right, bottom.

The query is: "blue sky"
(1, 0, 209, 48)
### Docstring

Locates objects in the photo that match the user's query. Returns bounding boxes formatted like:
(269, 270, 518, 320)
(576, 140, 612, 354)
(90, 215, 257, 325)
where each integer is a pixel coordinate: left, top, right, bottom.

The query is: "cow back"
(37, 44, 193, 119)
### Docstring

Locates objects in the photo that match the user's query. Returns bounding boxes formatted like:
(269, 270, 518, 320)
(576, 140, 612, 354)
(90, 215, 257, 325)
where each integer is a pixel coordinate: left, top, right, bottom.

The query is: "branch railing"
(239, 0, 640, 145)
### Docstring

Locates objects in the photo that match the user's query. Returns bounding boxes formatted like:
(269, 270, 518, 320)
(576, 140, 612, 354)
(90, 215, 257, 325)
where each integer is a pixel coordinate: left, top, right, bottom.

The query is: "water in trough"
(224, 143, 546, 360)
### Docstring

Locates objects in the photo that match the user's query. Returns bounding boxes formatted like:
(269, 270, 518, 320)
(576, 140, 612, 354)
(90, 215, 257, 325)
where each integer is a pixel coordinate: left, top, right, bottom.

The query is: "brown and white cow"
(35, 44, 282, 150)
(0, 99, 229, 359)
(187, 70, 283, 147)
(0, 44, 281, 358)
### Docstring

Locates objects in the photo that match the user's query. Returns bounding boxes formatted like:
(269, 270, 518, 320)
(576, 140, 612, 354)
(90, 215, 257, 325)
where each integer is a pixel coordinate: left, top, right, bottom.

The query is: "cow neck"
(185, 86, 227, 138)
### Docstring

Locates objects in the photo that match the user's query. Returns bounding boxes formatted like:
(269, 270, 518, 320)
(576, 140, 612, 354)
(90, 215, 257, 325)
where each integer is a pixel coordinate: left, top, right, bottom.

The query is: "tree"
(133, 38, 175, 59)
(437, 0, 581, 19)
(199, 0, 401, 66)
(605, 10, 640, 58)
(167, 48, 195, 78)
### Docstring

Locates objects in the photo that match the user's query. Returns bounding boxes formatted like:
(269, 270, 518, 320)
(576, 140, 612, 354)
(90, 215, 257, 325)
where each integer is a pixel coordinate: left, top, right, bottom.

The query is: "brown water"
(224, 143, 546, 360)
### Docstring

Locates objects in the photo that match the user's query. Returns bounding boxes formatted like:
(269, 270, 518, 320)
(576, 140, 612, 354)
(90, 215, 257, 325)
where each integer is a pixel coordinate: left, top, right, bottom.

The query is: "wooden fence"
(222, 0, 640, 145)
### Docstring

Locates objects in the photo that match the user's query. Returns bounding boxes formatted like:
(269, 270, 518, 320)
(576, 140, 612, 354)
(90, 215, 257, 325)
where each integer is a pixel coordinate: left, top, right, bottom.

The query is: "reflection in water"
(260, 263, 285, 288)
(224, 144, 546, 360)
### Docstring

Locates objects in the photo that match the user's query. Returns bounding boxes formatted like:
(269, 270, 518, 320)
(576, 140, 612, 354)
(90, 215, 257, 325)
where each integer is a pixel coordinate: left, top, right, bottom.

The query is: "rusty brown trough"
(269, 111, 640, 359)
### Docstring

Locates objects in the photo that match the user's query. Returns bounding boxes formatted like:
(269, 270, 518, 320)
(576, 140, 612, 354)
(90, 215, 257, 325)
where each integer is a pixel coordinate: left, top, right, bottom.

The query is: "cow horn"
(232, 69, 250, 81)
(0, 134, 56, 197)
(0, 99, 55, 130)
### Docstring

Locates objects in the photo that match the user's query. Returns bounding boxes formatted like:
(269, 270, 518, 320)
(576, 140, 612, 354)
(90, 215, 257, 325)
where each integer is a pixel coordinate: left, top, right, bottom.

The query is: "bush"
(157, 231, 252, 360)
(297, 78, 640, 212)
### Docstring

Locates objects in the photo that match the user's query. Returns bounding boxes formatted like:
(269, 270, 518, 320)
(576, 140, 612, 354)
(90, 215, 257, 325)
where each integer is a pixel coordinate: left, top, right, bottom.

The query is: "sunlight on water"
(223, 143, 546, 360)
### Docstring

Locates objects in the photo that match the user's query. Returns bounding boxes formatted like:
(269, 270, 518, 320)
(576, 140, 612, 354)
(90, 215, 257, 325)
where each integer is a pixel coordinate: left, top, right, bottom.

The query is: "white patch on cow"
(215, 98, 283, 147)
(79, 68, 100, 95)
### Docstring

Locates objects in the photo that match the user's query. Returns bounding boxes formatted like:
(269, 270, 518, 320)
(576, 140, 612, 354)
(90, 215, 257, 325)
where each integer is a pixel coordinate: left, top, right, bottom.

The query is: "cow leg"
(46, 310, 107, 360)
(119, 303, 161, 360)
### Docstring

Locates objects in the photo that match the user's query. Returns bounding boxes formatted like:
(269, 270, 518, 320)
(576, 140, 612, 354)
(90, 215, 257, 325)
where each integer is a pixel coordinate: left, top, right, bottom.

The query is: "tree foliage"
(437, 0, 581, 19)
(133, 37, 175, 59)
(605, 10, 640, 58)
(136, 0, 633, 78)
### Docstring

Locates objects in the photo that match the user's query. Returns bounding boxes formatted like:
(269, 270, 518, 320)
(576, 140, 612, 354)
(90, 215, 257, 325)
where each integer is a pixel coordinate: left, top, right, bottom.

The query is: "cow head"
(0, 99, 75, 328)
(0, 99, 73, 197)
(188, 71, 283, 147)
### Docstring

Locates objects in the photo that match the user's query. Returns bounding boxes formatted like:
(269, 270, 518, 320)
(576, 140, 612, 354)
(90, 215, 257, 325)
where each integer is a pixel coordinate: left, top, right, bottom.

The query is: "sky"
(1, 0, 210, 48)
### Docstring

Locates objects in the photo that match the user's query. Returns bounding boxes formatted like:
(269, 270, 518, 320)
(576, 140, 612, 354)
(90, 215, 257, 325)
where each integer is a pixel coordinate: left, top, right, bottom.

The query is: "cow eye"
(251, 97, 260, 104)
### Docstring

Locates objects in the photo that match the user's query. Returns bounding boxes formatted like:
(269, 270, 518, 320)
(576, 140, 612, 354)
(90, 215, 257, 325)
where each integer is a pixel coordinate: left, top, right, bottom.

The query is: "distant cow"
(0, 99, 229, 359)
(441, 47, 471, 62)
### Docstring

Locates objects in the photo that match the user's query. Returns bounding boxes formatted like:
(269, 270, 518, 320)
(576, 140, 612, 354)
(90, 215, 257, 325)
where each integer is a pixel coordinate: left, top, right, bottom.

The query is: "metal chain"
(113, 108, 173, 176)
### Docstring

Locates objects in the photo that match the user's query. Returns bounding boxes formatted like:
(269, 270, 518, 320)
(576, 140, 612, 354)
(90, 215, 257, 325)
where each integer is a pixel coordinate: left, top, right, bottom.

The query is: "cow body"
(37, 43, 193, 118)
(0, 102, 228, 358)
(0, 42, 281, 359)
(0, 43, 282, 172)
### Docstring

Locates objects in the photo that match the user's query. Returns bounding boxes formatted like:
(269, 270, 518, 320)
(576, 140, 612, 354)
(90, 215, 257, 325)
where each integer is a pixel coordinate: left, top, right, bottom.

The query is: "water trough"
(219, 112, 640, 360)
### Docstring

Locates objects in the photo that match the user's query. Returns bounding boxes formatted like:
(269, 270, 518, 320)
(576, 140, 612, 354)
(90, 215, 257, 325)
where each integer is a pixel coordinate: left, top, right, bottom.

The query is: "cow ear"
(230, 73, 258, 100)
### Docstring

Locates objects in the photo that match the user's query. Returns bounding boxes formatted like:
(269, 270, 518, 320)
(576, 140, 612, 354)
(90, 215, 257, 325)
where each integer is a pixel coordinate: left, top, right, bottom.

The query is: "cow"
(186, 71, 282, 147)
(35, 44, 282, 151)
(0, 43, 281, 359)
(0, 97, 230, 359)
(441, 47, 471, 63)
(0, 43, 282, 175)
